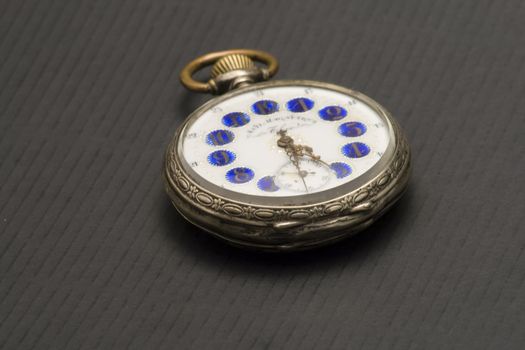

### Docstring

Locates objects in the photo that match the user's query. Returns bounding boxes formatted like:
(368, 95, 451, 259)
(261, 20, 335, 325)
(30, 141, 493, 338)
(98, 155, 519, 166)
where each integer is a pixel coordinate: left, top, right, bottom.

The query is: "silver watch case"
(164, 80, 411, 251)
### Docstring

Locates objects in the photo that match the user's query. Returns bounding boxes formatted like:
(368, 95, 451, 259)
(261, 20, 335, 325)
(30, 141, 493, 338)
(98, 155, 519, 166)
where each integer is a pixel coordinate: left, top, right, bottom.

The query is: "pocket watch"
(164, 49, 410, 251)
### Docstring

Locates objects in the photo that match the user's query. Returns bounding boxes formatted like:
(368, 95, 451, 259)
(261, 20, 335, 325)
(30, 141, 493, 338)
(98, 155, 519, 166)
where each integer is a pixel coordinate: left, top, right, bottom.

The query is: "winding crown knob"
(211, 54, 256, 78)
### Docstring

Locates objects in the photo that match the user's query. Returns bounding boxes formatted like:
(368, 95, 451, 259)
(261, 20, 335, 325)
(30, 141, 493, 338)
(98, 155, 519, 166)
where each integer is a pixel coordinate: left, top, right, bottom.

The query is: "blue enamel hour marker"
(257, 176, 280, 192)
(330, 162, 352, 178)
(207, 150, 236, 166)
(226, 167, 255, 184)
(206, 129, 235, 146)
(251, 100, 278, 115)
(319, 106, 347, 121)
(342, 142, 370, 158)
(286, 97, 314, 112)
(338, 122, 367, 137)
(222, 112, 250, 127)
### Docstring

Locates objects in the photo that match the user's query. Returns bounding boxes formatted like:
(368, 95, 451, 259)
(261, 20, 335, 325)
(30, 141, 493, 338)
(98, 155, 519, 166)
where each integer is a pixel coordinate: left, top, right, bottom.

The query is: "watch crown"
(211, 54, 256, 78)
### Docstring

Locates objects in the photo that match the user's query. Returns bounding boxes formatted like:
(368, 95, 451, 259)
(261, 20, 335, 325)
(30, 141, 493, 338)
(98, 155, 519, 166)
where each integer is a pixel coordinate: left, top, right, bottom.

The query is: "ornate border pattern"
(165, 119, 409, 226)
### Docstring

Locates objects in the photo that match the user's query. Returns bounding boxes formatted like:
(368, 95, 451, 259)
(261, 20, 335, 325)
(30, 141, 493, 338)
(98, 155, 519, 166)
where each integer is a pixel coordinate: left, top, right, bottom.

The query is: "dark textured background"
(1, 0, 524, 349)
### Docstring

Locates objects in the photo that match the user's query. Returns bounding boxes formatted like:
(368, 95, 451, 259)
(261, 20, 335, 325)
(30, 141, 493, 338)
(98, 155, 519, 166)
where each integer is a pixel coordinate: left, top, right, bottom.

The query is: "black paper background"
(1, 0, 524, 349)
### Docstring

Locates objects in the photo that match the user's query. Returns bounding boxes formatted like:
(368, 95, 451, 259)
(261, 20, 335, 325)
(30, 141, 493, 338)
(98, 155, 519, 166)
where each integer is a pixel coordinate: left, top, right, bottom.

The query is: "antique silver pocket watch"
(164, 49, 410, 251)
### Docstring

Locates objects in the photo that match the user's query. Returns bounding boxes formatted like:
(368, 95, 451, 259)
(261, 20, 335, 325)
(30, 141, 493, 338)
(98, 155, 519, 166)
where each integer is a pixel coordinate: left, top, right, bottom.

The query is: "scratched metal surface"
(1, 0, 524, 349)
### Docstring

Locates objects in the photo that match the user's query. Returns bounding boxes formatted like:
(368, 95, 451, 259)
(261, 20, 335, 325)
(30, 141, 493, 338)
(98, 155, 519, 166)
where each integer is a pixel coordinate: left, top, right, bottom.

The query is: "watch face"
(178, 81, 394, 201)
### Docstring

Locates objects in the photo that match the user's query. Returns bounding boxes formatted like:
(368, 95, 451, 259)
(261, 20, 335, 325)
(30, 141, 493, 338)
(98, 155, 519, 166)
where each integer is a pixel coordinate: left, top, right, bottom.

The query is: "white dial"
(180, 85, 391, 197)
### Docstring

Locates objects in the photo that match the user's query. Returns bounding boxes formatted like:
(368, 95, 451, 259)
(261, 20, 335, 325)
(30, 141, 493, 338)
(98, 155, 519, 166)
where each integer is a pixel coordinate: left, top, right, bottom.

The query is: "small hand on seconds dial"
(276, 130, 330, 192)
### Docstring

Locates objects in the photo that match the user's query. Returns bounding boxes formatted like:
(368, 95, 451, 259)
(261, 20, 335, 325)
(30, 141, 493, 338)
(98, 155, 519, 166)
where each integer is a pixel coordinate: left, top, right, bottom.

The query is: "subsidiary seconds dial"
(275, 159, 333, 193)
